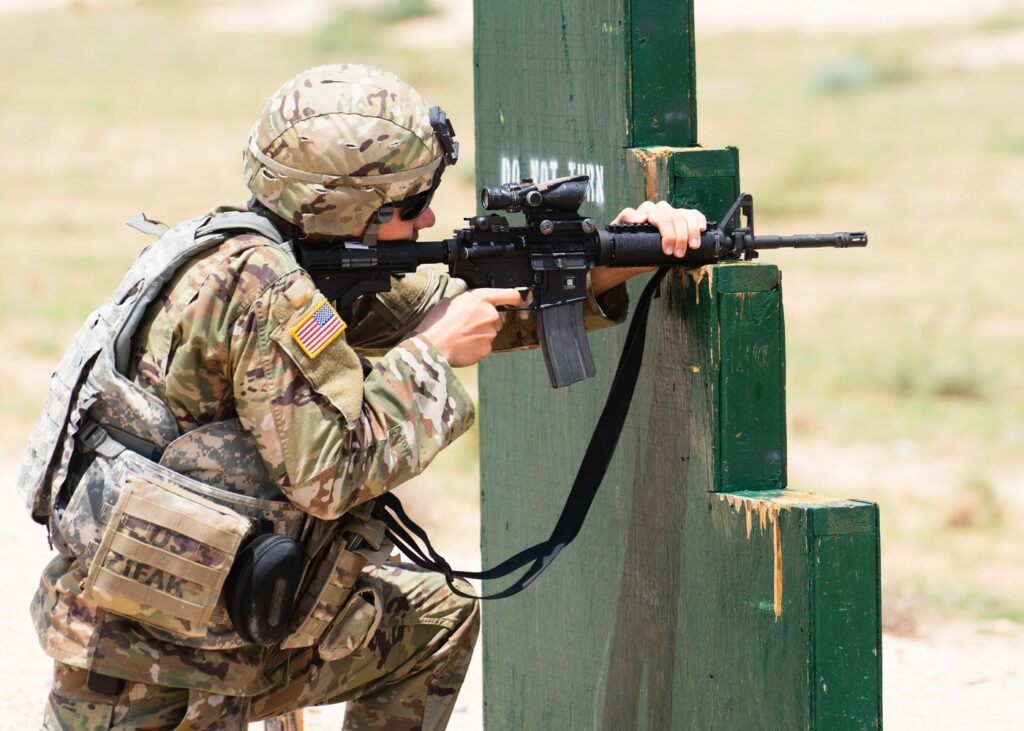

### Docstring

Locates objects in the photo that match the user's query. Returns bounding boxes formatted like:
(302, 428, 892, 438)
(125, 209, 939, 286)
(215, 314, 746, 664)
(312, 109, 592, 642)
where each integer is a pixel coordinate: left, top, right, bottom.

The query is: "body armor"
(18, 212, 387, 652)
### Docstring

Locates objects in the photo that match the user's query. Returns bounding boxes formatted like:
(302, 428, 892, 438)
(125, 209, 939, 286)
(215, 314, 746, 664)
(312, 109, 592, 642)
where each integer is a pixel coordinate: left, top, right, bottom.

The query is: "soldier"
(22, 64, 706, 729)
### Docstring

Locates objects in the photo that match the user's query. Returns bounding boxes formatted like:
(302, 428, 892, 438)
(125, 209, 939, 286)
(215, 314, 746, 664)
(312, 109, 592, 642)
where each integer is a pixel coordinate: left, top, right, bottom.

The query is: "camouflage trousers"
(42, 563, 479, 731)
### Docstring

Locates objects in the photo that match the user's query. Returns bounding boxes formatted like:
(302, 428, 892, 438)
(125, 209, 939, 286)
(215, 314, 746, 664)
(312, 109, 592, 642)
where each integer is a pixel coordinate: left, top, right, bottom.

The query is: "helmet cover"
(244, 64, 444, 237)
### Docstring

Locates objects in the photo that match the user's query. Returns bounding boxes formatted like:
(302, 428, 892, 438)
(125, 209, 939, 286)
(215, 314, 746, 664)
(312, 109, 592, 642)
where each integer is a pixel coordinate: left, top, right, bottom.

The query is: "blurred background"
(1, 0, 1022, 728)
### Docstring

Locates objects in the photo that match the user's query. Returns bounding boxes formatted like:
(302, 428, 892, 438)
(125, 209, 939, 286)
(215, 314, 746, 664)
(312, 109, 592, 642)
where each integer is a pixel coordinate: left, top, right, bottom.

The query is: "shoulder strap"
(374, 266, 671, 600)
(196, 211, 286, 244)
(125, 212, 170, 238)
(112, 212, 288, 372)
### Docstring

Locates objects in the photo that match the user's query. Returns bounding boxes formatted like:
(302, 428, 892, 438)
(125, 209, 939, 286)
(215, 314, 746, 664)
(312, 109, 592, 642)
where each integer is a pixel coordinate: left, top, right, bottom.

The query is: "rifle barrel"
(598, 227, 868, 267)
(752, 232, 867, 249)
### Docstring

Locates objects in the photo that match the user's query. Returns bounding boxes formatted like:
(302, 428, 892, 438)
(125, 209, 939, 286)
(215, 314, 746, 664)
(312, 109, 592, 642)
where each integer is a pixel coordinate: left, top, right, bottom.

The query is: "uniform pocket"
(317, 581, 382, 661)
(279, 535, 368, 649)
(280, 508, 390, 649)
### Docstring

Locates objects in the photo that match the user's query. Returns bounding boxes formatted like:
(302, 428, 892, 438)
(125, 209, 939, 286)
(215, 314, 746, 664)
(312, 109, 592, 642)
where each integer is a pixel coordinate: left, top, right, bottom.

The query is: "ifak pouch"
(82, 459, 252, 638)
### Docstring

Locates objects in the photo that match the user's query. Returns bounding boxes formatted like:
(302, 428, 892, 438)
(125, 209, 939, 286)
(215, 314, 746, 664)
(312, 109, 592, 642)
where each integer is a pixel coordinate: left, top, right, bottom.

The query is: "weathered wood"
(475, 1, 881, 728)
(713, 266, 787, 491)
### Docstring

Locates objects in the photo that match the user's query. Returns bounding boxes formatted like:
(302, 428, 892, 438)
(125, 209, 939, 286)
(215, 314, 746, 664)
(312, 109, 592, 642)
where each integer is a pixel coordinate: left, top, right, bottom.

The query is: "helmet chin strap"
(361, 203, 394, 246)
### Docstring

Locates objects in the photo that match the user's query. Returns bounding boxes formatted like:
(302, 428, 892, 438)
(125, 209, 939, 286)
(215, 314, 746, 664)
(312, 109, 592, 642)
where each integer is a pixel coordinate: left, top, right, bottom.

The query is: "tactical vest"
(18, 212, 386, 653)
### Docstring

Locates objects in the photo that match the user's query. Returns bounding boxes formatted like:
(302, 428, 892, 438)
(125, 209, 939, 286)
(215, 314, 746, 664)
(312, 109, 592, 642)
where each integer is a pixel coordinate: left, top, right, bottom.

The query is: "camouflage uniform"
(43, 562, 480, 730)
(29, 64, 628, 730)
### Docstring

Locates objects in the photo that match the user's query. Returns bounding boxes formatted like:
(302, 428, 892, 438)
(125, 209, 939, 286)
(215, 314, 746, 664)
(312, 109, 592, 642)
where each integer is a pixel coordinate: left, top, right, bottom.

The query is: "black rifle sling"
(374, 266, 672, 600)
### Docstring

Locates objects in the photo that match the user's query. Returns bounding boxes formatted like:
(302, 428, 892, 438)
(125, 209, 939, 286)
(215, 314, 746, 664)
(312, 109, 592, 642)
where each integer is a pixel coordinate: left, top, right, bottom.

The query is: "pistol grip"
(537, 301, 596, 388)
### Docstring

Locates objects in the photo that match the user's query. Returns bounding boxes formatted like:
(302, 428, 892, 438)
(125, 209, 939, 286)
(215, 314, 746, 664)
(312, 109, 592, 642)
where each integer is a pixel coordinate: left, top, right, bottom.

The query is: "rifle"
(294, 175, 867, 599)
(294, 174, 866, 388)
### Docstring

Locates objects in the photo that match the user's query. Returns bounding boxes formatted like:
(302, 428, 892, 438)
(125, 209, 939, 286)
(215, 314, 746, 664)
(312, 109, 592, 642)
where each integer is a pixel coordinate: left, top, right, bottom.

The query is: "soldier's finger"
(613, 206, 644, 224)
(669, 211, 694, 256)
(660, 222, 675, 255)
(474, 288, 525, 307)
(685, 210, 707, 249)
(640, 204, 675, 254)
(651, 208, 683, 255)
(674, 213, 691, 257)
(648, 201, 686, 254)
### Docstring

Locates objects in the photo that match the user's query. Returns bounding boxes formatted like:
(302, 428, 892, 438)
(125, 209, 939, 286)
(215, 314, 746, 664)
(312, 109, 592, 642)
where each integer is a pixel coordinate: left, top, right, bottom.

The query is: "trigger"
(498, 288, 534, 315)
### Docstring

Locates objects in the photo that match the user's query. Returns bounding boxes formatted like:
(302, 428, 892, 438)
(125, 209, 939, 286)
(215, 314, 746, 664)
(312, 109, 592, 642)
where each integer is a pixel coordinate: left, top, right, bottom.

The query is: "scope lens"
(481, 186, 514, 210)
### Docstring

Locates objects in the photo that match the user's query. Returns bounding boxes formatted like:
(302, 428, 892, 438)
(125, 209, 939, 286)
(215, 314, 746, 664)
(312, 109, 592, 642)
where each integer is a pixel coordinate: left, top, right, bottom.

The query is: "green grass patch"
(376, 0, 441, 23)
(988, 127, 1024, 156)
(972, 12, 1024, 33)
(809, 49, 919, 96)
(917, 582, 1024, 624)
(307, 0, 442, 54)
(854, 346, 993, 402)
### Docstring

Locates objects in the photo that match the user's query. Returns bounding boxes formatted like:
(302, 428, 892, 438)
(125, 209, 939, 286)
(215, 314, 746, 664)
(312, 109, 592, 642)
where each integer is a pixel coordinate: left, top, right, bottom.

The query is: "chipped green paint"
(474, 1, 880, 728)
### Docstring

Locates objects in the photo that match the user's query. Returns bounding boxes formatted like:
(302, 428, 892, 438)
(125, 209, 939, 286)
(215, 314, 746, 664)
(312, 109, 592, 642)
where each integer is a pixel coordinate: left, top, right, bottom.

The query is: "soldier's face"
(376, 205, 437, 242)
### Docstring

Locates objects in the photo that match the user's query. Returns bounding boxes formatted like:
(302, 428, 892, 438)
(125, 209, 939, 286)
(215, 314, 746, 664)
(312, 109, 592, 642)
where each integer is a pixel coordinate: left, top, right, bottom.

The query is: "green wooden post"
(474, 2, 881, 728)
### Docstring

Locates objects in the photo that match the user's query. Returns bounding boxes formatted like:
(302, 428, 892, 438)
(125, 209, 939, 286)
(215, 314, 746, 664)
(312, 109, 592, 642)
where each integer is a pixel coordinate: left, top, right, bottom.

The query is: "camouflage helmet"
(244, 64, 457, 238)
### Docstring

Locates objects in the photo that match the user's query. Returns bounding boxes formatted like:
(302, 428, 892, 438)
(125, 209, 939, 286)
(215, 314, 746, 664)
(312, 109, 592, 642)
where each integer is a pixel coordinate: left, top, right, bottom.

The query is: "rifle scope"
(482, 176, 590, 213)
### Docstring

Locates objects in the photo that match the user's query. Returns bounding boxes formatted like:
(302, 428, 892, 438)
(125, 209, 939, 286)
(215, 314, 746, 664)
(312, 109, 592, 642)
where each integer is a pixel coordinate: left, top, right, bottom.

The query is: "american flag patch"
(290, 300, 346, 359)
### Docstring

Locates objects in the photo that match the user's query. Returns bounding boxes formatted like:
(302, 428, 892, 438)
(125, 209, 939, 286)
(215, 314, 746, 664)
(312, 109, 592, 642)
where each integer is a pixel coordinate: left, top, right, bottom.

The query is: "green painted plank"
(673, 147, 739, 178)
(729, 489, 879, 536)
(719, 287, 787, 490)
(678, 262, 785, 492)
(812, 512, 883, 729)
(628, 0, 697, 146)
(812, 502, 879, 537)
(671, 147, 740, 216)
(714, 262, 780, 293)
(698, 493, 882, 730)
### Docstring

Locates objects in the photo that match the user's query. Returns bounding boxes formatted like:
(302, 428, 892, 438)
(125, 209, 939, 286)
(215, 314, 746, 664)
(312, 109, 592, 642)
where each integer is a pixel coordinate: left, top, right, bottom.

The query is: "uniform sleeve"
(341, 265, 464, 355)
(342, 264, 630, 355)
(230, 269, 475, 520)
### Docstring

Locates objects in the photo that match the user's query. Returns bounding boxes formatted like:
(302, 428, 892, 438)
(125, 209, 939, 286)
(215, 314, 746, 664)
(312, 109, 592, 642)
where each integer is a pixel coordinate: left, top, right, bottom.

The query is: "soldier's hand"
(591, 201, 708, 295)
(414, 288, 523, 367)
(614, 200, 708, 256)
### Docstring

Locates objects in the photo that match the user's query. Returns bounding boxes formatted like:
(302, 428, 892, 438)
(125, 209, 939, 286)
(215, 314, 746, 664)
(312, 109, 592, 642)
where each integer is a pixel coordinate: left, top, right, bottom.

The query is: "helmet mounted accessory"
(391, 106, 460, 223)
(360, 106, 457, 244)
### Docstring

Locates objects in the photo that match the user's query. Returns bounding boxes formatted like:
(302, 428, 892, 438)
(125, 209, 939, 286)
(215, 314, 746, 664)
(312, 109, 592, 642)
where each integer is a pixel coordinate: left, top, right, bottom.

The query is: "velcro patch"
(284, 279, 314, 310)
(290, 300, 347, 359)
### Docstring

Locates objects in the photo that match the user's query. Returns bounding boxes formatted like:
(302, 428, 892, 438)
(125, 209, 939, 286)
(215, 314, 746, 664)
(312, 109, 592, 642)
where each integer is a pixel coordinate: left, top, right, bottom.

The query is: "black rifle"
(295, 174, 866, 388)
(294, 175, 867, 599)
